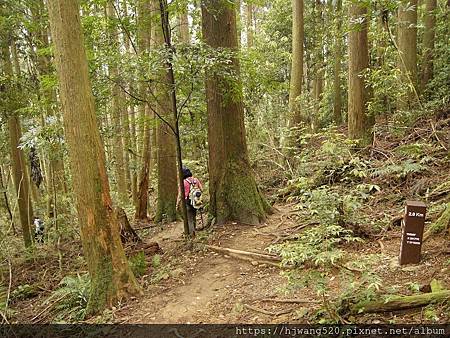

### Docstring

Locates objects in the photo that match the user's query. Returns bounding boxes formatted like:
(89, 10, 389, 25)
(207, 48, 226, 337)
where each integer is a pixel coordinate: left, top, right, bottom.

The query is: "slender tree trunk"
(201, 0, 271, 225)
(288, 0, 304, 127)
(1, 36, 34, 248)
(236, 0, 242, 47)
(159, 0, 190, 234)
(348, 1, 370, 141)
(398, 0, 418, 108)
(154, 0, 178, 223)
(333, 0, 343, 125)
(421, 0, 436, 90)
(47, 0, 140, 315)
(312, 0, 324, 130)
(31, 0, 67, 220)
(246, 1, 253, 48)
(8, 116, 34, 247)
(121, 0, 137, 204)
(107, 1, 128, 206)
(135, 104, 151, 220)
(179, 3, 190, 43)
(129, 104, 138, 204)
(0, 166, 15, 233)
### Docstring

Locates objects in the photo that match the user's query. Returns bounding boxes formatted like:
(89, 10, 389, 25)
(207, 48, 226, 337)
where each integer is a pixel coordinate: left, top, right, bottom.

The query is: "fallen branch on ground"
(351, 290, 450, 314)
(244, 304, 292, 316)
(205, 245, 281, 267)
(205, 245, 280, 262)
(260, 298, 319, 304)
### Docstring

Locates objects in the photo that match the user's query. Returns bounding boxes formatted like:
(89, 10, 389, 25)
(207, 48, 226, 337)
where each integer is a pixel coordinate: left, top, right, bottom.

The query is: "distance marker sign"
(399, 201, 426, 265)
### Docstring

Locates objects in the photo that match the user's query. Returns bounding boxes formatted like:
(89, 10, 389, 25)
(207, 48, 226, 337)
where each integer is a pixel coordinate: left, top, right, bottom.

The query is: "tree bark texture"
(333, 0, 343, 125)
(135, 0, 152, 220)
(154, 0, 178, 223)
(348, 1, 369, 141)
(421, 0, 436, 90)
(288, 0, 304, 127)
(1, 38, 34, 248)
(397, 0, 418, 107)
(201, 0, 270, 225)
(107, 1, 129, 206)
(47, 0, 140, 316)
(246, 1, 254, 48)
(179, 3, 190, 43)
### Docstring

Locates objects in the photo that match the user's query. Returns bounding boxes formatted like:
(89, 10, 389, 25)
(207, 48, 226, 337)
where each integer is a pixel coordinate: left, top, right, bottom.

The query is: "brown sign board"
(399, 201, 427, 265)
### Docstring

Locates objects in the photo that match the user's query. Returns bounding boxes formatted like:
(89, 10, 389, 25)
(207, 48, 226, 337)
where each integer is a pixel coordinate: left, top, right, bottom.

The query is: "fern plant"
(270, 187, 361, 268)
(45, 274, 90, 322)
(371, 159, 426, 179)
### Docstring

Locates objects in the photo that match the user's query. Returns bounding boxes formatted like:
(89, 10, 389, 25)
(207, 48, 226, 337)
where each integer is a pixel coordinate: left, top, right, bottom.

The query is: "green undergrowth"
(128, 251, 147, 278)
(44, 274, 90, 322)
(270, 113, 449, 323)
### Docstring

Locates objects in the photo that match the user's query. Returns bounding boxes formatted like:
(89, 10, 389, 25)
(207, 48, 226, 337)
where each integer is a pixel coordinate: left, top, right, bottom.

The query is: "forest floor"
(110, 206, 450, 325)
(4, 110, 450, 325)
(8, 201, 450, 324)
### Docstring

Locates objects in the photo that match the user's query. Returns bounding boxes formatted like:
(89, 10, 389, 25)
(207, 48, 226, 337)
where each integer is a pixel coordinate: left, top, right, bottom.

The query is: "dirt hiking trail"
(116, 205, 303, 324)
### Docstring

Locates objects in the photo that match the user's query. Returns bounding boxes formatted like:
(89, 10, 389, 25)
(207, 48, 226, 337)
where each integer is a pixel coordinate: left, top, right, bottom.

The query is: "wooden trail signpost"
(399, 201, 427, 265)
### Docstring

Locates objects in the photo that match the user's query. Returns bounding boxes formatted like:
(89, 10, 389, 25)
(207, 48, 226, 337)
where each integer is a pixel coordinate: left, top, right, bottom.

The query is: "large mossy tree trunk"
(154, 0, 178, 223)
(201, 0, 271, 226)
(347, 1, 370, 142)
(397, 0, 418, 108)
(288, 0, 304, 129)
(47, 0, 140, 316)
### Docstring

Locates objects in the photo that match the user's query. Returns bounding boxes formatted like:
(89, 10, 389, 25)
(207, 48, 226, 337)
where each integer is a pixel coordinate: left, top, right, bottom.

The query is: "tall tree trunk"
(246, 1, 253, 48)
(236, 0, 242, 47)
(154, 0, 178, 223)
(348, 1, 370, 141)
(129, 104, 138, 204)
(0, 166, 15, 233)
(8, 116, 34, 248)
(333, 0, 343, 125)
(1, 36, 34, 248)
(158, 0, 190, 234)
(47, 0, 140, 315)
(201, 0, 271, 225)
(397, 0, 418, 108)
(31, 0, 67, 221)
(312, 0, 324, 130)
(288, 0, 304, 127)
(179, 3, 190, 43)
(135, 0, 152, 220)
(421, 0, 436, 90)
(122, 0, 138, 205)
(107, 1, 128, 206)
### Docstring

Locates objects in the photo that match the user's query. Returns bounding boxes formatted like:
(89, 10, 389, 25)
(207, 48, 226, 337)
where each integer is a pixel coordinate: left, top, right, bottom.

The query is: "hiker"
(34, 217, 45, 243)
(179, 166, 204, 233)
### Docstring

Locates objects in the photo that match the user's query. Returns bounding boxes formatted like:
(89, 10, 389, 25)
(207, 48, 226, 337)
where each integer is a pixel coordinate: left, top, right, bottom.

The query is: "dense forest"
(1, 0, 449, 327)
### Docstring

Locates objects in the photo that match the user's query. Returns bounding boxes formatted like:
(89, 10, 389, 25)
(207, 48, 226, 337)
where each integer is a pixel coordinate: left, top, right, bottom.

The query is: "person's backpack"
(187, 178, 204, 209)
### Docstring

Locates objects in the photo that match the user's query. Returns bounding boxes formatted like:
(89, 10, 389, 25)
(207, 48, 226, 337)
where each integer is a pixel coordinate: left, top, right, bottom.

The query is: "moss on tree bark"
(202, 0, 271, 226)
